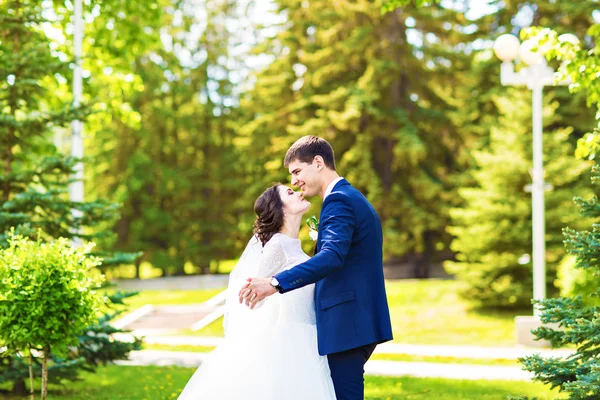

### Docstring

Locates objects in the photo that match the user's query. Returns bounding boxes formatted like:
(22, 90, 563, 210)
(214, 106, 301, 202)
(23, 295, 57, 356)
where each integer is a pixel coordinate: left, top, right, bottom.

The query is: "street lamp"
(70, 0, 84, 246)
(494, 33, 577, 345)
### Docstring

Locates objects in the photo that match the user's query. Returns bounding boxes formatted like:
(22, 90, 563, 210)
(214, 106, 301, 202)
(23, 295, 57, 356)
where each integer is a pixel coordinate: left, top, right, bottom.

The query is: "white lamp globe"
(493, 34, 520, 62)
(558, 33, 580, 46)
(519, 39, 543, 65)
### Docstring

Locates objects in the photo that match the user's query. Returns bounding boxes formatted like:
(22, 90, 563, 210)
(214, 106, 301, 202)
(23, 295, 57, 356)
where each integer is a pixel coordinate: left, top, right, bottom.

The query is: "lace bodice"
(258, 233, 315, 325)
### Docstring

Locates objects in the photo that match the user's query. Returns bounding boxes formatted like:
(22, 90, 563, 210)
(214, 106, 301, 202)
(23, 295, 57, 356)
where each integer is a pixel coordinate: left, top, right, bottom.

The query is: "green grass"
(143, 343, 521, 366)
(0, 365, 563, 399)
(385, 279, 522, 346)
(172, 279, 522, 346)
(102, 288, 225, 311)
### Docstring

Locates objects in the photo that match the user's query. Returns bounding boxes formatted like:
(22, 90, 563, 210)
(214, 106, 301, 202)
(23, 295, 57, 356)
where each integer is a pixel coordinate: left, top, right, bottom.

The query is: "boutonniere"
(306, 215, 319, 241)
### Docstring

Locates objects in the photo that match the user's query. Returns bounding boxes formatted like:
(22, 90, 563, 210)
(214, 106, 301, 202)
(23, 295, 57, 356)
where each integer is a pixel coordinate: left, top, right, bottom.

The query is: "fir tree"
(82, 0, 245, 276)
(446, 90, 591, 308)
(442, 0, 596, 308)
(508, 22, 600, 400)
(0, 1, 140, 395)
(241, 0, 477, 274)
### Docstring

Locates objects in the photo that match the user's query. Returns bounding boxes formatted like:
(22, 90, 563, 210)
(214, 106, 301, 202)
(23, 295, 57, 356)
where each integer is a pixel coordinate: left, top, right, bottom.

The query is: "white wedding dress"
(178, 233, 336, 400)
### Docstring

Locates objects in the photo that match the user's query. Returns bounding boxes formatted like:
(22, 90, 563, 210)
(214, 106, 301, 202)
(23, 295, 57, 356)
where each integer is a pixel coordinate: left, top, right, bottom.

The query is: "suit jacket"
(274, 179, 393, 355)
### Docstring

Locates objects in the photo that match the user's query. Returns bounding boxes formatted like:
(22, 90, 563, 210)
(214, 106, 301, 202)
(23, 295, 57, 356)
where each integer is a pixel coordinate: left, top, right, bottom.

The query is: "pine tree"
(446, 89, 591, 308)
(0, 1, 140, 394)
(514, 164, 600, 399)
(81, 0, 245, 277)
(506, 21, 600, 400)
(241, 0, 477, 274)
(439, 0, 597, 308)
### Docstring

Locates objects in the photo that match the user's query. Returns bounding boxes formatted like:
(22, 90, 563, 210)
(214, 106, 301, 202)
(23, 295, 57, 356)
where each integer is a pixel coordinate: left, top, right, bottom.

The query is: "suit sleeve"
(274, 192, 355, 293)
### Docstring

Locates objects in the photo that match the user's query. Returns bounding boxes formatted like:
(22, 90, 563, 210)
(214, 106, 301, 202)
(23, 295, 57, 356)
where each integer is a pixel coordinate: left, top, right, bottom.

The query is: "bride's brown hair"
(253, 184, 285, 246)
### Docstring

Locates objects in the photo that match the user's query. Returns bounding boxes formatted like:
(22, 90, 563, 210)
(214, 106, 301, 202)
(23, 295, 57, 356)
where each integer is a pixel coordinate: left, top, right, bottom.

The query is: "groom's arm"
(274, 192, 355, 293)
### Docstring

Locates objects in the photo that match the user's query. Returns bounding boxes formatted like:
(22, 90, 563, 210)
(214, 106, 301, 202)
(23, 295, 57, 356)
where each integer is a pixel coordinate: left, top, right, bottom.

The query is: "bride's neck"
(280, 214, 302, 239)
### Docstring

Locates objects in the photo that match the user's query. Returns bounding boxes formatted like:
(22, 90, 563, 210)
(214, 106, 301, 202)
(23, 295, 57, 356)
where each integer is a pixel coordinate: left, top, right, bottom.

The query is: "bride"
(178, 184, 336, 400)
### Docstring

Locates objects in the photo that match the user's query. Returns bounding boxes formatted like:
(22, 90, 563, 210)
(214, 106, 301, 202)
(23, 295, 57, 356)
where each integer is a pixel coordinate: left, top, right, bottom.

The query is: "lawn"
(0, 365, 563, 399)
(103, 287, 225, 311)
(170, 279, 521, 346)
(385, 279, 522, 346)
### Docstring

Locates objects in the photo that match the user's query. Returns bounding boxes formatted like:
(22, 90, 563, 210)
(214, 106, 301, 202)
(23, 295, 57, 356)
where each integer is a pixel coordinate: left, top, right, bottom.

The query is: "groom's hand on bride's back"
(238, 277, 277, 309)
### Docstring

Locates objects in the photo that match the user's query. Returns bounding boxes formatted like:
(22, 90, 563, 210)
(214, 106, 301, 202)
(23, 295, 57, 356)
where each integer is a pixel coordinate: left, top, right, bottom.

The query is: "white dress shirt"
(323, 177, 344, 200)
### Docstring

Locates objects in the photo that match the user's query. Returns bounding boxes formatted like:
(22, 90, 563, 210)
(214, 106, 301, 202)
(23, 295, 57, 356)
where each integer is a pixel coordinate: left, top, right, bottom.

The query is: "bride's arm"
(242, 237, 286, 310)
(257, 237, 287, 278)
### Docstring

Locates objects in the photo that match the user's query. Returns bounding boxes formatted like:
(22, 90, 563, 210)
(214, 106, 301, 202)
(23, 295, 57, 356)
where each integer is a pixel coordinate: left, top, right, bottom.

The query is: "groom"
(240, 135, 393, 400)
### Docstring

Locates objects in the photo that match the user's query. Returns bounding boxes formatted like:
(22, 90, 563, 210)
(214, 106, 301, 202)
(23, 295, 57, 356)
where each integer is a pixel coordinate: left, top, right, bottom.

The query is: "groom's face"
(288, 159, 320, 197)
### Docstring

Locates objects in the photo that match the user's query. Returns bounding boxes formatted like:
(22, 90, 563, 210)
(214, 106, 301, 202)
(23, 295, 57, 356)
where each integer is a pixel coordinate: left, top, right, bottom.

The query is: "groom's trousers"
(327, 343, 377, 400)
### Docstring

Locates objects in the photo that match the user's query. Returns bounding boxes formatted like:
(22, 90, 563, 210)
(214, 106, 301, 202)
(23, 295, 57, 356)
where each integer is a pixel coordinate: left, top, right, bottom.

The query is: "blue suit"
(274, 179, 393, 399)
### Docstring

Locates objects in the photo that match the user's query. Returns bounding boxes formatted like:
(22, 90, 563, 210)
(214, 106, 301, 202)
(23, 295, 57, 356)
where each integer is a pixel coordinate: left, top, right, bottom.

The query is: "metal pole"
(531, 80, 546, 316)
(70, 0, 84, 244)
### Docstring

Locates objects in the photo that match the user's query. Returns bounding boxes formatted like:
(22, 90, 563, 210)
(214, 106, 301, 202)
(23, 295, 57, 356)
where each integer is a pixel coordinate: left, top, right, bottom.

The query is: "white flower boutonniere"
(306, 215, 319, 241)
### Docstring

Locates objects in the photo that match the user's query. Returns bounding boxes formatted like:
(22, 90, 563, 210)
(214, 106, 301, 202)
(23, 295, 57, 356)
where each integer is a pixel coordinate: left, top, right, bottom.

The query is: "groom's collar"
(324, 177, 345, 200)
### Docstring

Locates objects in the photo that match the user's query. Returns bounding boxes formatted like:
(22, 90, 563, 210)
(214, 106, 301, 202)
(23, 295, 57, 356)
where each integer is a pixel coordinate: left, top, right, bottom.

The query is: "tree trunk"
(414, 231, 435, 279)
(173, 264, 187, 276)
(40, 346, 49, 400)
(199, 258, 211, 275)
(29, 349, 35, 400)
(134, 257, 141, 279)
(11, 379, 27, 396)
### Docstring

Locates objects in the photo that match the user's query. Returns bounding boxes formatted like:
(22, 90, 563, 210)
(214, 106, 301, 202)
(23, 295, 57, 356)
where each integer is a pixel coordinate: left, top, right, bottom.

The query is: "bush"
(0, 233, 104, 400)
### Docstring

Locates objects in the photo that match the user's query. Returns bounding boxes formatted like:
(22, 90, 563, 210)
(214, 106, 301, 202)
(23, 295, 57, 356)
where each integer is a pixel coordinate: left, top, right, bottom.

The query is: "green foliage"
(446, 90, 591, 308)
(0, 1, 120, 246)
(0, 233, 104, 397)
(76, 0, 246, 277)
(0, 234, 104, 356)
(381, 0, 440, 13)
(444, 0, 596, 309)
(556, 255, 598, 302)
(240, 0, 477, 271)
(515, 22, 600, 400)
(523, 25, 600, 161)
(0, 0, 142, 394)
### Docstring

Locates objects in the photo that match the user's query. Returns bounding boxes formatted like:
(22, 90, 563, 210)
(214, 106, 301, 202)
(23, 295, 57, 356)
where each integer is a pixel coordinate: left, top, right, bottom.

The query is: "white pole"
(531, 80, 546, 316)
(70, 0, 84, 244)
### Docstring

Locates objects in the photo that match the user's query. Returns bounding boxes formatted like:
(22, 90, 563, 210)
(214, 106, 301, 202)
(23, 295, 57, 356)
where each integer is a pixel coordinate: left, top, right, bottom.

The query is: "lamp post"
(493, 33, 578, 344)
(70, 0, 84, 245)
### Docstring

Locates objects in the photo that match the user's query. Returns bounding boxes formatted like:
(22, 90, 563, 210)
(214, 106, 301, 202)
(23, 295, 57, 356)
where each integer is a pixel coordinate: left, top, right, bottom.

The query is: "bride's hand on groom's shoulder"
(238, 277, 277, 309)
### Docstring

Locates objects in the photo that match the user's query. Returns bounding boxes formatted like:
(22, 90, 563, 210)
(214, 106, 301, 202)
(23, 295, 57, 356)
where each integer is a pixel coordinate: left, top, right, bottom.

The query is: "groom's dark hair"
(284, 136, 336, 171)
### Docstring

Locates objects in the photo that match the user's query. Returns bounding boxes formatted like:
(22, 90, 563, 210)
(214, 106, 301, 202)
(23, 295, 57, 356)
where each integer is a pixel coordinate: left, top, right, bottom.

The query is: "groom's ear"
(314, 155, 325, 171)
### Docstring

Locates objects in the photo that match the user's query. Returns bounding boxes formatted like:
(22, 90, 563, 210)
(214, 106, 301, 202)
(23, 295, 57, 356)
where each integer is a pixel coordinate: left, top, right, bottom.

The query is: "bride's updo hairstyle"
(253, 184, 285, 246)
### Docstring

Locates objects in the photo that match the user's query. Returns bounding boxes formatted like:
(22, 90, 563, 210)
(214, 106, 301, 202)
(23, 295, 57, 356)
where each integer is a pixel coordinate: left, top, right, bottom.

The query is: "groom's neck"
(319, 171, 341, 199)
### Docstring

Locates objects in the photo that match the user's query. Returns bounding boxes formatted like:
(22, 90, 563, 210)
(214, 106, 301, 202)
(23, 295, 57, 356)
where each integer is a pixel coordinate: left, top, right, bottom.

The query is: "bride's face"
(278, 185, 311, 216)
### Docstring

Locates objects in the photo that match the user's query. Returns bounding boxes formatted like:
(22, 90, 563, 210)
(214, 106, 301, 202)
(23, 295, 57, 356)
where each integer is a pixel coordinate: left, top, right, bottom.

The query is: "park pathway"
(135, 334, 574, 360)
(116, 349, 533, 381)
